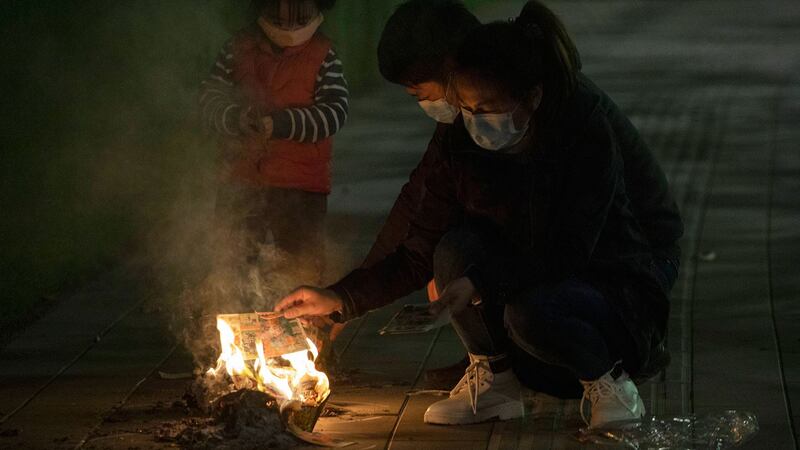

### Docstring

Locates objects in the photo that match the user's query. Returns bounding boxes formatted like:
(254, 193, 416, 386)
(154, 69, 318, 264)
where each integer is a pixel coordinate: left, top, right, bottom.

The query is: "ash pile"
(157, 389, 299, 449)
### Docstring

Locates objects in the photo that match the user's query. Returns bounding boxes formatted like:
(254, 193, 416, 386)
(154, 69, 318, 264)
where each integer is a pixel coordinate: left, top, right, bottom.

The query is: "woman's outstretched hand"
(275, 286, 344, 319)
(429, 276, 478, 316)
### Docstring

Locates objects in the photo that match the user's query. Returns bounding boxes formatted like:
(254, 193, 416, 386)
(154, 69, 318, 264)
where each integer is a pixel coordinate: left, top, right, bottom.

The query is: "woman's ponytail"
(453, 0, 581, 121)
(515, 0, 581, 116)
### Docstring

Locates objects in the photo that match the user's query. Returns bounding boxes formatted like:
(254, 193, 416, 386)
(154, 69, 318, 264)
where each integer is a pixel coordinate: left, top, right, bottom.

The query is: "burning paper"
(217, 312, 309, 359)
(207, 312, 330, 407)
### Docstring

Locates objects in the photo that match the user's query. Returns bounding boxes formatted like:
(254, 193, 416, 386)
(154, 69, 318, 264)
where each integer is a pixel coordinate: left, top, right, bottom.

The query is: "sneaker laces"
(450, 358, 491, 415)
(580, 375, 617, 426)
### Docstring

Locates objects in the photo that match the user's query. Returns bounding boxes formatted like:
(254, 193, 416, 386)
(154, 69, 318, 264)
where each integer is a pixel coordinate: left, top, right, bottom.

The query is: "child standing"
(200, 0, 347, 285)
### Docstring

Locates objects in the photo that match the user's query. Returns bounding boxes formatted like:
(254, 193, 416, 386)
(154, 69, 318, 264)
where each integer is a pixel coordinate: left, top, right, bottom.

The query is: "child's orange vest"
(226, 30, 333, 194)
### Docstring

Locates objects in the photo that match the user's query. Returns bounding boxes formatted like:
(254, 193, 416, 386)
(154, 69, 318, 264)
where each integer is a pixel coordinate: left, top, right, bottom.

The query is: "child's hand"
(239, 107, 262, 135)
(261, 116, 274, 140)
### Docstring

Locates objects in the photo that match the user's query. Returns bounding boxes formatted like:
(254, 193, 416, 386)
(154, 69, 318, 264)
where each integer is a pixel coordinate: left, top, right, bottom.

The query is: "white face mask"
(461, 104, 530, 151)
(258, 14, 324, 48)
(418, 99, 459, 124)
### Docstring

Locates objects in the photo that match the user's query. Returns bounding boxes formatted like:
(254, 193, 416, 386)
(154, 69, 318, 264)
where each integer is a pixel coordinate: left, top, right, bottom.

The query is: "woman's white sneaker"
(423, 354, 524, 425)
(580, 368, 645, 428)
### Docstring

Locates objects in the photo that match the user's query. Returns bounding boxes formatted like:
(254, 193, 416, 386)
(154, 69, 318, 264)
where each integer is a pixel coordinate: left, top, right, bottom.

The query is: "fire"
(206, 313, 330, 407)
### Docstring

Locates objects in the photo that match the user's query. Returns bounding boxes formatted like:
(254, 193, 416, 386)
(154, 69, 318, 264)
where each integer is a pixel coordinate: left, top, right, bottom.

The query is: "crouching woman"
(276, 2, 676, 429)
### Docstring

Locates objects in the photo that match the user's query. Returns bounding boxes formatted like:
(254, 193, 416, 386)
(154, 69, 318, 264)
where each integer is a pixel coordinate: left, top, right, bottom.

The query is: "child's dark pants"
(216, 184, 327, 284)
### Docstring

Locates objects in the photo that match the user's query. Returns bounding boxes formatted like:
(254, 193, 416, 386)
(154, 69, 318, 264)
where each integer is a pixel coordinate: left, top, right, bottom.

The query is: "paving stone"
(389, 440, 488, 450)
(1, 309, 173, 449)
(314, 415, 397, 449)
(389, 393, 493, 443)
(0, 263, 151, 422)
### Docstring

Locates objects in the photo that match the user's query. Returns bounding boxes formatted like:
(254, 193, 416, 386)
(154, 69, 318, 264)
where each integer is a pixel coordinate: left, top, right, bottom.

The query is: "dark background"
(0, 0, 499, 333)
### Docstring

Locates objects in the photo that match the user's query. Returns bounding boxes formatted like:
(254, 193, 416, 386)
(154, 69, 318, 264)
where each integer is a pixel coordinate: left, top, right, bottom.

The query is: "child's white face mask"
(258, 13, 324, 48)
(418, 99, 459, 124)
(461, 104, 530, 151)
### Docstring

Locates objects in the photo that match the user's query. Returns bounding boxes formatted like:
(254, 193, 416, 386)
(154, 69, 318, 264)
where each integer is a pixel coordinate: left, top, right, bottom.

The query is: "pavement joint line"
(0, 298, 147, 426)
(669, 89, 708, 204)
(679, 97, 722, 416)
(73, 343, 178, 450)
(624, 90, 695, 416)
(676, 101, 711, 414)
(766, 88, 799, 450)
(626, 90, 687, 418)
(677, 91, 724, 395)
(676, 88, 731, 416)
(631, 92, 683, 415)
(385, 325, 443, 450)
(335, 312, 371, 360)
(486, 420, 505, 450)
(549, 400, 565, 450)
(656, 91, 704, 416)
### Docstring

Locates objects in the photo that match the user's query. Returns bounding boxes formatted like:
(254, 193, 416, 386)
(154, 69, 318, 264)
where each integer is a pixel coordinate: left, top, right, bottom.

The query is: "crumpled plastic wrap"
(578, 410, 758, 449)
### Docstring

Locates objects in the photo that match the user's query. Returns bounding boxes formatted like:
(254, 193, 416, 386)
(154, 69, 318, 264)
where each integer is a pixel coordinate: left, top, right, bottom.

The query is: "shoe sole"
(589, 398, 646, 429)
(589, 404, 644, 430)
(423, 401, 524, 425)
(588, 417, 644, 430)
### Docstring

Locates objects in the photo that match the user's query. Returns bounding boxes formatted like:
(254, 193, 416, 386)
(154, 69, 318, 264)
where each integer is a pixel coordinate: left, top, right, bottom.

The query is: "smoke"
(0, 1, 329, 364)
(1, 1, 406, 370)
(0, 1, 250, 322)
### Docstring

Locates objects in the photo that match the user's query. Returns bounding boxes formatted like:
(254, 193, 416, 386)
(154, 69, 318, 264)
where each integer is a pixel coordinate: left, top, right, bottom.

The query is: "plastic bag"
(578, 410, 758, 449)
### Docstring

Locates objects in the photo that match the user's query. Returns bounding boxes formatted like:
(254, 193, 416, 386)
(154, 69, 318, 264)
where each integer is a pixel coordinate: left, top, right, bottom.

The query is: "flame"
(207, 315, 330, 406)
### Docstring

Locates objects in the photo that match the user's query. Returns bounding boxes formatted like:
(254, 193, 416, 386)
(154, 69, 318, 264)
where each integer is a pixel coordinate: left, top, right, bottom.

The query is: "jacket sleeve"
(361, 124, 447, 268)
(533, 115, 623, 283)
(199, 39, 247, 137)
(329, 141, 462, 321)
(605, 96, 683, 262)
(271, 48, 349, 143)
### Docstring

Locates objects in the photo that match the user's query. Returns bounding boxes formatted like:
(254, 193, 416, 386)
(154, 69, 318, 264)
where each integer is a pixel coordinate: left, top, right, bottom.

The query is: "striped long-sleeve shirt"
(200, 39, 349, 143)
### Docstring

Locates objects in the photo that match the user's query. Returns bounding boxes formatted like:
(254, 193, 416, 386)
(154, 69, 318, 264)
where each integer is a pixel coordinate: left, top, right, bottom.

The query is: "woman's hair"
(250, 0, 337, 24)
(453, 0, 581, 120)
(378, 0, 480, 85)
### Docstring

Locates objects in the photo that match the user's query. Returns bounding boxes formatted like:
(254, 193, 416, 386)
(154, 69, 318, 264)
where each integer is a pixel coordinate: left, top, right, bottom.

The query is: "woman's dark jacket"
(361, 74, 683, 269)
(333, 77, 681, 375)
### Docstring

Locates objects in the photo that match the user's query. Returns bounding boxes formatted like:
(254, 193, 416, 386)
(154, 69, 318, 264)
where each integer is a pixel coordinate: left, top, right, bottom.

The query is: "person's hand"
(429, 276, 478, 316)
(275, 286, 343, 319)
(239, 106, 263, 135)
(261, 116, 274, 140)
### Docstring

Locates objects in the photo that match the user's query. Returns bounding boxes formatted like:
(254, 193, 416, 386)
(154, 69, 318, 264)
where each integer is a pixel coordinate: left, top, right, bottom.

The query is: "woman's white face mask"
(258, 14, 324, 48)
(461, 104, 530, 151)
(418, 99, 460, 124)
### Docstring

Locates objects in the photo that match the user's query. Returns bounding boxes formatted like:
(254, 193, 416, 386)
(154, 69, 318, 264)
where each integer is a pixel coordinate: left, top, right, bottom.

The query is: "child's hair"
(453, 0, 581, 120)
(250, 0, 337, 24)
(377, 0, 480, 85)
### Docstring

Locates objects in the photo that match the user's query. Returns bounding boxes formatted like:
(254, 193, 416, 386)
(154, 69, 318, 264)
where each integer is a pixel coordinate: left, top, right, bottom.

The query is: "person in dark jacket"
(325, 0, 478, 346)
(277, 1, 683, 429)
(367, 0, 682, 288)
(350, 0, 683, 392)
(362, 0, 479, 267)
